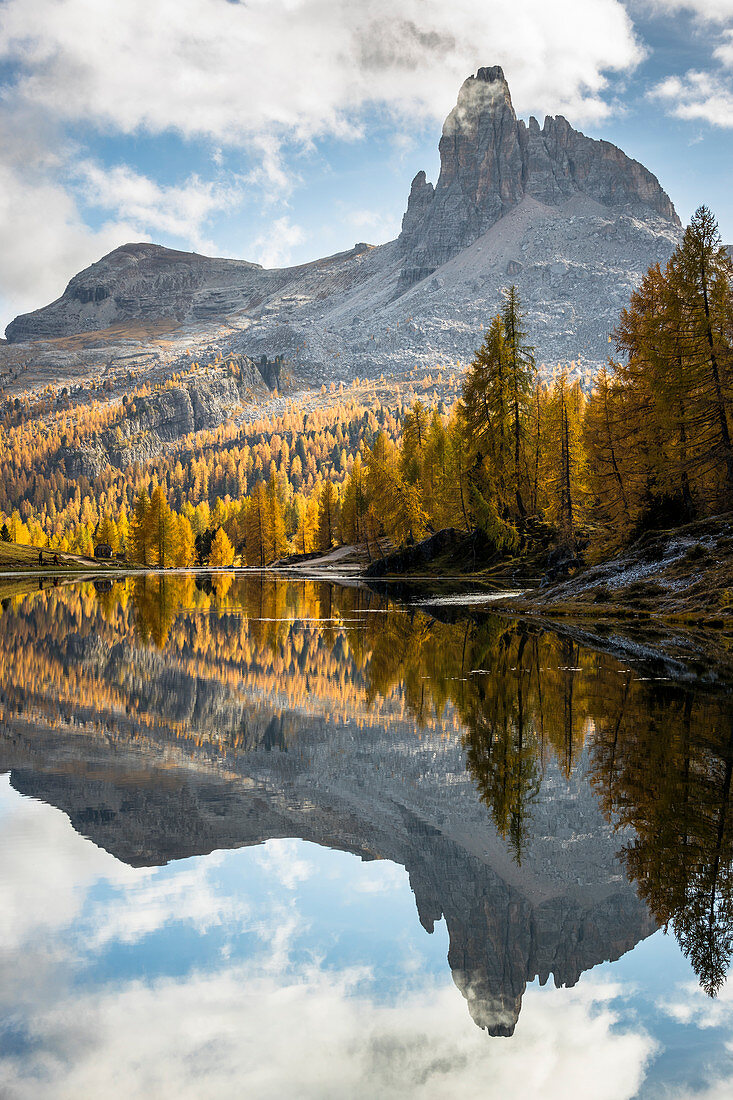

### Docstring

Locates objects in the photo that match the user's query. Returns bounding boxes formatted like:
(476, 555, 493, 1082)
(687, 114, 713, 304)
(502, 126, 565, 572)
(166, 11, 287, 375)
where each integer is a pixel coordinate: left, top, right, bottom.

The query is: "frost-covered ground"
(493, 514, 733, 681)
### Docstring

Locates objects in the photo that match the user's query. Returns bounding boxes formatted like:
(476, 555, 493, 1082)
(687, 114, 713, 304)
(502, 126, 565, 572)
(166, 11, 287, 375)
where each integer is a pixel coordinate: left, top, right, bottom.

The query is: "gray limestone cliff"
(60, 372, 254, 477)
(398, 65, 679, 287)
(4, 243, 277, 344)
(2, 729, 656, 1038)
(3, 240, 370, 344)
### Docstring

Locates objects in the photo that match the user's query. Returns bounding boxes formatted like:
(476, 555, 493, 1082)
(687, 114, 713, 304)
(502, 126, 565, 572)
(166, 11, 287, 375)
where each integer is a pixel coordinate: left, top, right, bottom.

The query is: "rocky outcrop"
(364, 528, 471, 577)
(3, 716, 656, 1035)
(57, 373, 248, 475)
(409, 830, 654, 1035)
(397, 66, 679, 288)
(3, 241, 369, 344)
(398, 171, 438, 286)
(4, 243, 277, 343)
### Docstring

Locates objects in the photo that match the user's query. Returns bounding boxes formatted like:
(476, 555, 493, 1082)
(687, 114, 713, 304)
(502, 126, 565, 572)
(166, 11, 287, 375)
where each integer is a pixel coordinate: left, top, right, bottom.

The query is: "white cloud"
(658, 977, 733, 1029)
(713, 29, 733, 67)
(0, 0, 645, 139)
(340, 206, 402, 244)
(0, 776, 246, 962)
(0, 0, 648, 333)
(644, 4, 733, 130)
(641, 1, 733, 20)
(352, 860, 406, 893)
(250, 216, 306, 269)
(0, 776, 666, 1100)
(77, 162, 241, 252)
(655, 980, 733, 1098)
(87, 853, 238, 950)
(650, 69, 733, 127)
(0, 141, 240, 331)
(256, 838, 314, 890)
(667, 1084, 733, 1100)
(0, 776, 660, 1100)
(0, 157, 141, 330)
(0, 964, 657, 1100)
(0, 777, 135, 950)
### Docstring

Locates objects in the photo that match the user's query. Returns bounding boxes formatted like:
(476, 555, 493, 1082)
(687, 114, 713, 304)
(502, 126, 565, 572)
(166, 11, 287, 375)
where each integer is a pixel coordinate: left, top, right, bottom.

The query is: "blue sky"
(0, 0, 731, 332)
(2, 775, 732, 1098)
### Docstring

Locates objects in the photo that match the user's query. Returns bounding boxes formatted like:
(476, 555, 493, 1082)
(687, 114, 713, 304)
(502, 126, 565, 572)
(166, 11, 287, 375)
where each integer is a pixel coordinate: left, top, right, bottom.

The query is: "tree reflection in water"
(333, 597, 733, 998)
(590, 680, 733, 996)
(2, 574, 732, 999)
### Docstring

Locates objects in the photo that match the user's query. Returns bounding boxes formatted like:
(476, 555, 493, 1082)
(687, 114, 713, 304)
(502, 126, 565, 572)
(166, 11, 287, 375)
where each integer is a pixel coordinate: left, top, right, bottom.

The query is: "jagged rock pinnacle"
(397, 65, 679, 288)
(476, 65, 506, 83)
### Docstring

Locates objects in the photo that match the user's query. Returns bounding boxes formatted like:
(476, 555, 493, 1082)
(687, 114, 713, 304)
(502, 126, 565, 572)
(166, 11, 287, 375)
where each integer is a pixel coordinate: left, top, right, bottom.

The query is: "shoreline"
(3, 573, 728, 693)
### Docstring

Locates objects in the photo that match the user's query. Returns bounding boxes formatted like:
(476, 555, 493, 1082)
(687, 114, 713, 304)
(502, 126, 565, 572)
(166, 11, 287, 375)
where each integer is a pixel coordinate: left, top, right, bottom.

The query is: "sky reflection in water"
(0, 575, 732, 1098)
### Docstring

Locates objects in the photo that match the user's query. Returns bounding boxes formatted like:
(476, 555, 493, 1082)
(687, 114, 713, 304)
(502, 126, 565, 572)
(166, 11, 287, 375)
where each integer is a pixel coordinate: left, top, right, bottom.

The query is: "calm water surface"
(1, 573, 732, 1098)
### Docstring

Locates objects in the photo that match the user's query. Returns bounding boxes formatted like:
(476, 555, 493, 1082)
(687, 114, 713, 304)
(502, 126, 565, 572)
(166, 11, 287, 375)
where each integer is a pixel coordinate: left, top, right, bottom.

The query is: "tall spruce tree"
(611, 206, 733, 522)
(318, 480, 338, 552)
(546, 373, 586, 551)
(668, 205, 733, 502)
(266, 472, 287, 562)
(583, 365, 635, 544)
(461, 288, 536, 544)
(130, 490, 152, 565)
(501, 285, 535, 521)
(209, 527, 235, 568)
(147, 485, 180, 568)
(244, 481, 270, 567)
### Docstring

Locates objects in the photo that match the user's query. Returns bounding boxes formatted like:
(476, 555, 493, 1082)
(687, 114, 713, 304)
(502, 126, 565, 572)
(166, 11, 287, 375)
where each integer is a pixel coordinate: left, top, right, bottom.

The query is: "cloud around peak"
(0, 0, 645, 143)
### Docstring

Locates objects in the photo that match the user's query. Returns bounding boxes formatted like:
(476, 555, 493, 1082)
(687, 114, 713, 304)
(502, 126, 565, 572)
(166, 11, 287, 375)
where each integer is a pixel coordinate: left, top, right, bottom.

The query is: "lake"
(0, 573, 732, 1098)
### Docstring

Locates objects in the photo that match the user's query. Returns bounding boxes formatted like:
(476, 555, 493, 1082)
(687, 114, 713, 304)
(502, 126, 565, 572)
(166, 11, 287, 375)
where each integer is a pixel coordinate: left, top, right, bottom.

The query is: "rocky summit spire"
(398, 66, 679, 289)
(439, 66, 523, 223)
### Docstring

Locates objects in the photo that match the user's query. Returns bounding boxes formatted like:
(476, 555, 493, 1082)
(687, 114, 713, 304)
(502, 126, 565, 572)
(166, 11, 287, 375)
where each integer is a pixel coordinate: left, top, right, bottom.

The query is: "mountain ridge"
(4, 67, 682, 382)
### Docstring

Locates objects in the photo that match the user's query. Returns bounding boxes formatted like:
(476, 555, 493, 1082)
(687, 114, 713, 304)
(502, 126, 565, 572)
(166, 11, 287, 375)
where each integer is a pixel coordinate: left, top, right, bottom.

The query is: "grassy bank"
(492, 513, 733, 629)
(0, 542, 111, 600)
(0, 542, 105, 572)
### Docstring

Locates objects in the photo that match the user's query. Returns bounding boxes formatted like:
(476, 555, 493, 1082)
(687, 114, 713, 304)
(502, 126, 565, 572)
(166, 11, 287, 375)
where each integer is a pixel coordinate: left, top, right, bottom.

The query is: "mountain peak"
(443, 65, 515, 141)
(398, 66, 679, 288)
(4, 67, 682, 374)
(475, 64, 507, 84)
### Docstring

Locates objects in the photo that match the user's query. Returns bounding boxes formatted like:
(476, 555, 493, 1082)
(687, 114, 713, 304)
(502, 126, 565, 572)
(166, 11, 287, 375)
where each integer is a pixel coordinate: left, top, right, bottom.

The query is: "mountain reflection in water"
(0, 574, 732, 1037)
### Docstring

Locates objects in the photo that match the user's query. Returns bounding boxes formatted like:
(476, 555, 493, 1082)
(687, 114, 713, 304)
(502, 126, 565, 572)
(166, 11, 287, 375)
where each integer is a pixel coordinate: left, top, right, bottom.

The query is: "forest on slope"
(0, 206, 731, 580)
